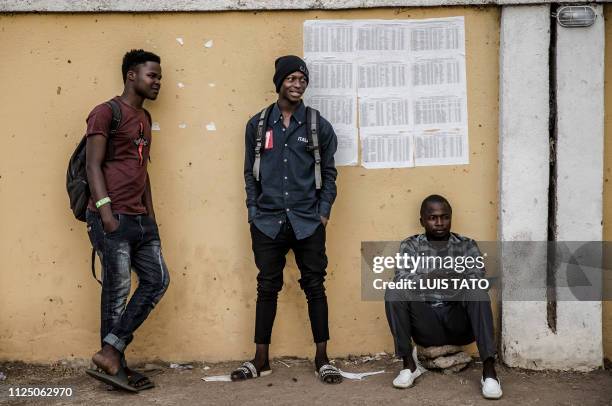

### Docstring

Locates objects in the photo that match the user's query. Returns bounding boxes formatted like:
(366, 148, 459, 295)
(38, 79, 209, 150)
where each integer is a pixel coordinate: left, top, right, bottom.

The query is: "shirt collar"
(271, 100, 307, 126)
(418, 232, 462, 246)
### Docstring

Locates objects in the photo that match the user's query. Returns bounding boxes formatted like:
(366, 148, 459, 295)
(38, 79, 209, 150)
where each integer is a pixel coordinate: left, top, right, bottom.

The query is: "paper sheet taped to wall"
(303, 17, 468, 168)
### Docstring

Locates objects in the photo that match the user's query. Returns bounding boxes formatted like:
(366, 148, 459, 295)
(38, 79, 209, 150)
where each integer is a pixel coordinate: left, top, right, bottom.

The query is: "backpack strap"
(143, 108, 153, 163)
(143, 108, 152, 125)
(104, 99, 122, 161)
(306, 107, 322, 190)
(252, 103, 275, 182)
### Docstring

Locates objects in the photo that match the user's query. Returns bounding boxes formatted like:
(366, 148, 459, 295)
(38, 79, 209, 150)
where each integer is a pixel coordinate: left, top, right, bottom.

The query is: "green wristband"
(95, 197, 111, 209)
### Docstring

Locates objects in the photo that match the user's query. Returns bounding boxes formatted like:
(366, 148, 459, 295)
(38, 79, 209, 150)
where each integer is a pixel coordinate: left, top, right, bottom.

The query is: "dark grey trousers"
(385, 289, 497, 361)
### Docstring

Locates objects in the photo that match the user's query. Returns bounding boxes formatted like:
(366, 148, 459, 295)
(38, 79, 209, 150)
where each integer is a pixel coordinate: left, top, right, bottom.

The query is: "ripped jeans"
(86, 210, 170, 354)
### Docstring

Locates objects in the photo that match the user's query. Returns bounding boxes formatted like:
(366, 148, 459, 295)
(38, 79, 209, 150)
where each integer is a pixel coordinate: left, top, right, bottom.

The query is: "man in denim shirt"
(234, 55, 341, 384)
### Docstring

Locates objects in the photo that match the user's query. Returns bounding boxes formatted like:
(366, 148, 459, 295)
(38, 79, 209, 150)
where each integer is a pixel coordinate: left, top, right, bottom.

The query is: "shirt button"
(278, 220, 283, 224)
(286, 208, 290, 212)
(284, 143, 288, 147)
(298, 121, 302, 125)
(282, 128, 286, 132)
(285, 192, 288, 196)
(284, 176, 288, 180)
(283, 158, 287, 163)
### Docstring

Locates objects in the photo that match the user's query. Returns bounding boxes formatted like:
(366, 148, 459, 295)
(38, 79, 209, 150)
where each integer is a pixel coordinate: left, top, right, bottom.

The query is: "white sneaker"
(481, 377, 503, 399)
(393, 348, 425, 389)
(393, 367, 423, 388)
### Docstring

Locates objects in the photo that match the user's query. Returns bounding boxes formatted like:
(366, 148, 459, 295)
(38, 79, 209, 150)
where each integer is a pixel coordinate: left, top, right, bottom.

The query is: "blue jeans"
(86, 210, 170, 353)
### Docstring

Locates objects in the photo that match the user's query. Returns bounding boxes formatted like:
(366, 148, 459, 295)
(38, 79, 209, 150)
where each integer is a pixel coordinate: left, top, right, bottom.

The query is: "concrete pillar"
(553, 3, 604, 369)
(499, 4, 604, 370)
(499, 4, 552, 369)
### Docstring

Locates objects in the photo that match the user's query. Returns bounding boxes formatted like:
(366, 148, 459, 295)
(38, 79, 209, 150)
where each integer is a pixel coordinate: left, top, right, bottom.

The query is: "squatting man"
(384, 194, 503, 399)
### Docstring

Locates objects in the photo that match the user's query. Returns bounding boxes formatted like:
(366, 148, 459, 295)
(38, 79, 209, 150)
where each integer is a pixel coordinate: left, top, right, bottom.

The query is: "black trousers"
(250, 221, 329, 344)
(385, 289, 497, 361)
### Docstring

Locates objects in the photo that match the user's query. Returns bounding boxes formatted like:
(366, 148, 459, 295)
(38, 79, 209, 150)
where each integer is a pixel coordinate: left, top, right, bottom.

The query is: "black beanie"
(273, 55, 309, 93)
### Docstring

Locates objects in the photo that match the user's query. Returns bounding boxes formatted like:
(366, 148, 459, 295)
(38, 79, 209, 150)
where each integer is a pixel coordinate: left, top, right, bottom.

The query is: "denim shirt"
(244, 102, 338, 240)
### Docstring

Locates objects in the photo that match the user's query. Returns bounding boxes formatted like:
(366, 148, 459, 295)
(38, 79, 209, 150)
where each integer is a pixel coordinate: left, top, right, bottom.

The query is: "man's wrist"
(248, 205, 258, 222)
(98, 206, 114, 223)
(101, 215, 116, 226)
(318, 201, 332, 219)
(95, 196, 111, 209)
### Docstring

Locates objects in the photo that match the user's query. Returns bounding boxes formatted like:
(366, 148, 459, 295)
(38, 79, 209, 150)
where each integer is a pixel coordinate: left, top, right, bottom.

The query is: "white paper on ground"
(202, 375, 232, 382)
(339, 369, 385, 380)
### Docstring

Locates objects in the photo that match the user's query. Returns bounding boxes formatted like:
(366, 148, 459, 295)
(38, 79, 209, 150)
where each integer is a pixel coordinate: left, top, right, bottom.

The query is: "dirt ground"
(0, 356, 611, 405)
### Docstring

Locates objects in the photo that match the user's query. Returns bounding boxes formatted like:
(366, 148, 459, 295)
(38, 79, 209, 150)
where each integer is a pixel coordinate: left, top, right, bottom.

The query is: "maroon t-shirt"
(86, 96, 152, 215)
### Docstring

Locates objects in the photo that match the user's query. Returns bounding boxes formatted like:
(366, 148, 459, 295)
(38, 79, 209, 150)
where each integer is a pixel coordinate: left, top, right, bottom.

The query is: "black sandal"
(127, 369, 155, 391)
(230, 361, 272, 381)
(86, 367, 138, 393)
(315, 364, 343, 384)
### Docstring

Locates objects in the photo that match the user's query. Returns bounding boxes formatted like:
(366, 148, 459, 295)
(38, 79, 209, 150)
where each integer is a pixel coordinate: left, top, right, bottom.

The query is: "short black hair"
(121, 49, 161, 82)
(420, 194, 452, 217)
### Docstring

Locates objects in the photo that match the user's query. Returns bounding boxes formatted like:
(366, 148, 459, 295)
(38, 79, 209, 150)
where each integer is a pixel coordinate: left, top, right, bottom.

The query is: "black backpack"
(252, 103, 322, 189)
(66, 99, 122, 222)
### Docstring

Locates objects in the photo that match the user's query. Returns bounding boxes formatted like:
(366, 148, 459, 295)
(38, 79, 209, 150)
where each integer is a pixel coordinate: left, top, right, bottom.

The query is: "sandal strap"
(128, 371, 149, 385)
(241, 361, 258, 377)
(318, 364, 341, 377)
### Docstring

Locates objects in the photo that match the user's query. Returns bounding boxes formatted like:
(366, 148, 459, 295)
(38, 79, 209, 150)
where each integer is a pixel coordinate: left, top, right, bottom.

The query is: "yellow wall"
(603, 4, 612, 362)
(0, 8, 501, 362)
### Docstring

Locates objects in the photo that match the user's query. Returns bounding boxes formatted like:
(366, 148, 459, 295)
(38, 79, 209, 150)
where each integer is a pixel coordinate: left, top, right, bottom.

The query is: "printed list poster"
(303, 17, 468, 168)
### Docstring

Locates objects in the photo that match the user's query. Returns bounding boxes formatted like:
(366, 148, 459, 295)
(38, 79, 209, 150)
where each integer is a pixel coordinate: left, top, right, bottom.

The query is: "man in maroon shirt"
(84, 49, 169, 392)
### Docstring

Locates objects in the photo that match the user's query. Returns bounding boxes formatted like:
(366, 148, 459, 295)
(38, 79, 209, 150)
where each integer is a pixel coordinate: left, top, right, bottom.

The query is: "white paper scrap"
(170, 363, 193, 370)
(204, 40, 214, 48)
(151, 122, 160, 131)
(202, 375, 232, 382)
(176, 37, 184, 46)
(339, 369, 385, 380)
(205, 122, 216, 131)
(208, 83, 216, 87)
(178, 122, 187, 129)
(177, 82, 185, 88)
